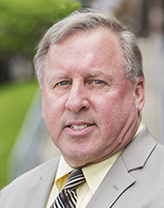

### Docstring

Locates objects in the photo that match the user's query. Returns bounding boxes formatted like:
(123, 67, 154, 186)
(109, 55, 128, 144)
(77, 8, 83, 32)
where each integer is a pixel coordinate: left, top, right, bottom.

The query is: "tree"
(0, 0, 81, 82)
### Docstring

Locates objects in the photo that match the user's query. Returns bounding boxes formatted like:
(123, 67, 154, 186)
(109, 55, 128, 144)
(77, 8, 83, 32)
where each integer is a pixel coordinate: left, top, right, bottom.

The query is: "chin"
(67, 160, 86, 169)
(63, 154, 89, 168)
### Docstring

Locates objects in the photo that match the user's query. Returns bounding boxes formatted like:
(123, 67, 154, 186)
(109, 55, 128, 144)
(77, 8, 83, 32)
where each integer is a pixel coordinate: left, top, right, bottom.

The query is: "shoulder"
(0, 157, 60, 197)
(121, 125, 164, 171)
(12, 157, 59, 182)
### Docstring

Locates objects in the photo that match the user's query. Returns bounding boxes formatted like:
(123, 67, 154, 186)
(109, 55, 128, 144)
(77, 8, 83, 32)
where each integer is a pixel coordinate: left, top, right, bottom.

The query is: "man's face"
(41, 28, 145, 168)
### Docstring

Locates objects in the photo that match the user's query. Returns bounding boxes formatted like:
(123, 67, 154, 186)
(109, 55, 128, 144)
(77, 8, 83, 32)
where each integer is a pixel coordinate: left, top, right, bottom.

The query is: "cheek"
(94, 95, 119, 130)
(43, 105, 63, 143)
(97, 91, 135, 126)
(42, 95, 60, 128)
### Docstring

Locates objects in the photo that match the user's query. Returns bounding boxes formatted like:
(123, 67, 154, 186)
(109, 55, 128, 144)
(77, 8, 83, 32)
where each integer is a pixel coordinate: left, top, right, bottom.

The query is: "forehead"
(45, 28, 124, 76)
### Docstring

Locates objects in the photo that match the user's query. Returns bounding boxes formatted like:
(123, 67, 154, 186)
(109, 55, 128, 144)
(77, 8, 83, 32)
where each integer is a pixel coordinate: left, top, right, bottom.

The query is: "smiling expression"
(41, 28, 145, 168)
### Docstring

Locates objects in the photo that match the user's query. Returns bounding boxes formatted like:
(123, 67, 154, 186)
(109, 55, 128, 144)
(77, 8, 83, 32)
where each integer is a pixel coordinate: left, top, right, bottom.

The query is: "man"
(1, 8, 164, 208)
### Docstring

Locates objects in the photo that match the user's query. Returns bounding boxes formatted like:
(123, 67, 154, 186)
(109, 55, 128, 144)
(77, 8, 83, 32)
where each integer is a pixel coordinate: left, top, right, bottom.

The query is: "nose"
(65, 82, 90, 113)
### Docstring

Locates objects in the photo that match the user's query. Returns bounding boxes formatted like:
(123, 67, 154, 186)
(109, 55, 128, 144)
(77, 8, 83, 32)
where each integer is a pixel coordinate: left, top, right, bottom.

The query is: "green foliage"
(0, 0, 81, 56)
(0, 80, 38, 189)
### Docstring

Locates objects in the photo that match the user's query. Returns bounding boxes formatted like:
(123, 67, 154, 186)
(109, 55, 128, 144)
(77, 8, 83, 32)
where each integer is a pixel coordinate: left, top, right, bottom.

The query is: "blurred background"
(0, 0, 164, 190)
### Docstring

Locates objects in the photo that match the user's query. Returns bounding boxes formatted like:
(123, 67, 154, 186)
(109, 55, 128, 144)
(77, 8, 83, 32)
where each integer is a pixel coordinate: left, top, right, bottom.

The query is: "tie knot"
(64, 169, 85, 191)
(51, 169, 85, 208)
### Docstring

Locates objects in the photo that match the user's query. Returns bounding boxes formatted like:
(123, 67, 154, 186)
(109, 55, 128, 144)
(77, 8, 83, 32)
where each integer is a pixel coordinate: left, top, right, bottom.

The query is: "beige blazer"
(1, 125, 164, 207)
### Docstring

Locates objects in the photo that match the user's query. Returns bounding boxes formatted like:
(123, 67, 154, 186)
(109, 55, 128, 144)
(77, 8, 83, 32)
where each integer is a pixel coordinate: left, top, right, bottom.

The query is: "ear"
(133, 76, 145, 113)
(40, 86, 45, 119)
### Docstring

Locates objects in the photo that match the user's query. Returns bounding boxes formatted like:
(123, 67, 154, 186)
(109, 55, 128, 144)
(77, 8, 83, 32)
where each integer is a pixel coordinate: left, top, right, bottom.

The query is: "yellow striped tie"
(50, 169, 85, 208)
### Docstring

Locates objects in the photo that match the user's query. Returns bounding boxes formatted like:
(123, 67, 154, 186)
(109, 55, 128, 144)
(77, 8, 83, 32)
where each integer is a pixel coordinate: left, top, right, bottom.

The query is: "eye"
(86, 79, 106, 89)
(58, 81, 69, 86)
(93, 80, 104, 85)
(54, 80, 71, 88)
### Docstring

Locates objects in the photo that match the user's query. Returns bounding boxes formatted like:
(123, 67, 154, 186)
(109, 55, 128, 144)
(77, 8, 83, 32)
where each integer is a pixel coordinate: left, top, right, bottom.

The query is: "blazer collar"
(86, 125, 157, 208)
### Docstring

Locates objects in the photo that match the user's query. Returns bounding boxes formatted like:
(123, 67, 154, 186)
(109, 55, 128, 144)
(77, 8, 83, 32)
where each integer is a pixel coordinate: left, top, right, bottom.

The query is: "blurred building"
(114, 0, 164, 36)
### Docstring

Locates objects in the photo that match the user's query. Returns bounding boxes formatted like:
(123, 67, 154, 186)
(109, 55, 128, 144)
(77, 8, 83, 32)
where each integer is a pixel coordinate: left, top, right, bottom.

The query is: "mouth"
(69, 124, 92, 131)
(65, 121, 95, 131)
(64, 122, 95, 136)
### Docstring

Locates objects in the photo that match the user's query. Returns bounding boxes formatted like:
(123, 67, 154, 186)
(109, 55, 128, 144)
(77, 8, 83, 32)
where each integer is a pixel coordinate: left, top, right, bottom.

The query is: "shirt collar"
(55, 151, 122, 193)
(55, 156, 73, 191)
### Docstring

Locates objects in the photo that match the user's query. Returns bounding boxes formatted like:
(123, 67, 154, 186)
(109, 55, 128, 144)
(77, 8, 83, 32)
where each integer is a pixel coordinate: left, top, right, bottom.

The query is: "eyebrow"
(48, 70, 102, 79)
(89, 71, 101, 77)
(47, 73, 66, 87)
(85, 70, 112, 80)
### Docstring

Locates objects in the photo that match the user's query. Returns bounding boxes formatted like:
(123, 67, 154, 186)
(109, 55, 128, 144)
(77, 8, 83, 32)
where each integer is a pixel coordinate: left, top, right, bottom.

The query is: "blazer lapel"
(24, 157, 60, 208)
(86, 125, 157, 208)
(121, 125, 157, 172)
(86, 155, 135, 208)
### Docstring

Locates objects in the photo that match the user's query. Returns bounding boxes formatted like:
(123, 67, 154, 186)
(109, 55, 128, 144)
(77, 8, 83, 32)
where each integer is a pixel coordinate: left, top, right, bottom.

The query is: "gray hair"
(34, 8, 144, 86)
